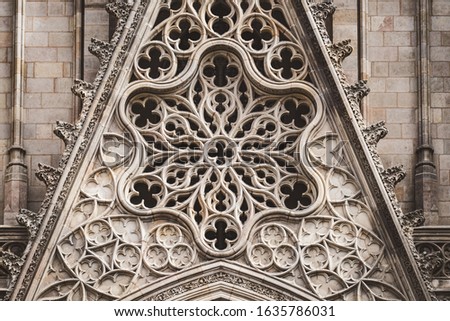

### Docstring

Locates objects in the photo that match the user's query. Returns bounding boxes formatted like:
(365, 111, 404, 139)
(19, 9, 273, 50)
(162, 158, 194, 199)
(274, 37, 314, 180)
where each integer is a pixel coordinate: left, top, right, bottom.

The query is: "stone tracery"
(32, 0, 411, 301)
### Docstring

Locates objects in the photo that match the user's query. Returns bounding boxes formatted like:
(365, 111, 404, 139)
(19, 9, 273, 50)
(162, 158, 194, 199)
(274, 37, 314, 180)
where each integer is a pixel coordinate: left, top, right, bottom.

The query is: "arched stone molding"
(121, 260, 320, 301)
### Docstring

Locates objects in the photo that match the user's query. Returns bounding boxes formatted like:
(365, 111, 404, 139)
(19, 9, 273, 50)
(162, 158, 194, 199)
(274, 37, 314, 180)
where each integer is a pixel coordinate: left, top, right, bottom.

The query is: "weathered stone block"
(25, 47, 57, 62)
(384, 32, 411, 46)
(398, 47, 416, 61)
(26, 3, 47, 17)
(369, 46, 398, 61)
(378, 138, 415, 154)
(42, 93, 73, 108)
(430, 32, 442, 46)
(49, 32, 73, 47)
(35, 62, 63, 78)
(33, 17, 70, 32)
(0, 16, 12, 32)
(378, 2, 400, 16)
(57, 48, 73, 62)
(370, 16, 393, 32)
(0, 62, 9, 77)
(431, 47, 450, 61)
(368, 92, 398, 107)
(437, 124, 450, 139)
(372, 61, 389, 77)
(23, 139, 62, 155)
(431, 93, 450, 107)
(431, 62, 450, 77)
(389, 61, 415, 77)
(386, 108, 416, 124)
(26, 78, 54, 93)
(398, 93, 418, 107)
(0, 78, 11, 92)
(440, 170, 450, 185)
(24, 93, 42, 108)
(25, 32, 49, 47)
(0, 3, 13, 17)
(368, 77, 386, 92)
(433, 1, 450, 16)
(432, 16, 450, 31)
(386, 78, 411, 92)
(394, 16, 415, 31)
(401, 124, 417, 139)
(48, 3, 64, 16)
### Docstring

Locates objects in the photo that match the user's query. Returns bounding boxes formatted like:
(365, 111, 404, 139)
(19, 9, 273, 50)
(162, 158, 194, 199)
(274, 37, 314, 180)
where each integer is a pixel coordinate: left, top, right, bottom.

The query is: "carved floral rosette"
(34, 0, 409, 301)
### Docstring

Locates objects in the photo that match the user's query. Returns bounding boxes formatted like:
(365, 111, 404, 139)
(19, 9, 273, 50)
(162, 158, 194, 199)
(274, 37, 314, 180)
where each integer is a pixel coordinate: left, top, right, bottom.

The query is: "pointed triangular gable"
(8, 0, 430, 300)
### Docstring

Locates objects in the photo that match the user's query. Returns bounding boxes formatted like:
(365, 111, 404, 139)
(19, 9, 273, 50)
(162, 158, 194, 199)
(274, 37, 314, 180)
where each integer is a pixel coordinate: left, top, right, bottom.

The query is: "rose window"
(121, 49, 320, 254)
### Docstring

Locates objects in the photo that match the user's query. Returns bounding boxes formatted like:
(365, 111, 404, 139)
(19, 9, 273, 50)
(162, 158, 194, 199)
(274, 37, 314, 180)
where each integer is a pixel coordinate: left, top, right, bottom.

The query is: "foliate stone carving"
(309, 1, 336, 45)
(400, 210, 425, 235)
(419, 251, 444, 284)
(17, 209, 44, 240)
(54, 121, 78, 146)
(0, 250, 24, 283)
(344, 80, 370, 106)
(362, 121, 388, 146)
(88, 38, 115, 67)
(35, 163, 62, 191)
(106, 0, 133, 22)
(327, 39, 353, 67)
(71, 79, 95, 102)
(342, 80, 370, 128)
(147, 272, 295, 301)
(416, 241, 450, 279)
(381, 165, 406, 193)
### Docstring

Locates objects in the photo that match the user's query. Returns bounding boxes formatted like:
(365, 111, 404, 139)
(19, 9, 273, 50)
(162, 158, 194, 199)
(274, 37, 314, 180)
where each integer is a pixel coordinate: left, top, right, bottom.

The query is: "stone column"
(3, 0, 28, 225)
(415, 0, 438, 225)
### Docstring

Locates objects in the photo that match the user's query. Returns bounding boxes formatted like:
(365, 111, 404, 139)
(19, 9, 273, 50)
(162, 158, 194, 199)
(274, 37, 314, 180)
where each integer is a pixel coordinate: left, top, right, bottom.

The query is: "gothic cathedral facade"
(0, 0, 449, 301)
